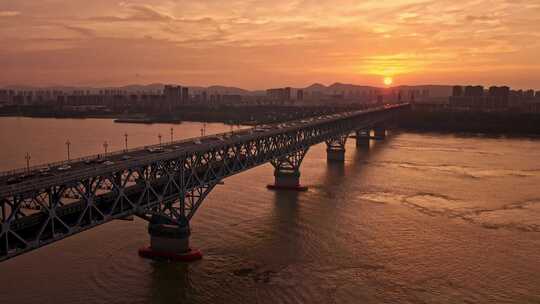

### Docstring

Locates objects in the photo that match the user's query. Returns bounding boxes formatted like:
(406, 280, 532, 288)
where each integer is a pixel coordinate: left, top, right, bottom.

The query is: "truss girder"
(0, 106, 407, 261)
(325, 134, 349, 150)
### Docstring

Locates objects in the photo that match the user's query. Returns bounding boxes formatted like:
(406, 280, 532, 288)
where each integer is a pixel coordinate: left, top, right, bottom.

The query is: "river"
(0, 117, 539, 303)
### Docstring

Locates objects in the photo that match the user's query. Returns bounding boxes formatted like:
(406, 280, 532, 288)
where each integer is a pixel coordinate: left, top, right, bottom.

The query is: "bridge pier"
(355, 130, 370, 147)
(373, 127, 387, 139)
(326, 135, 348, 162)
(268, 148, 309, 191)
(139, 215, 202, 262)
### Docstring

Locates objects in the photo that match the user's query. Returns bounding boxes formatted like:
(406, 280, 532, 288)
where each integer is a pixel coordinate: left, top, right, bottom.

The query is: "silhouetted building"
(266, 87, 291, 104)
(448, 85, 540, 111)
(488, 86, 510, 98)
(182, 87, 189, 103)
(452, 86, 463, 97)
(297, 89, 304, 101)
(201, 91, 207, 103)
(464, 86, 484, 97)
(221, 94, 242, 104)
(164, 85, 182, 109)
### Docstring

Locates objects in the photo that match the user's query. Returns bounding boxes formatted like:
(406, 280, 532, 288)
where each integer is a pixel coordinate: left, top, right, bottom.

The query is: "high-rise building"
(488, 86, 510, 98)
(164, 85, 182, 109)
(297, 89, 304, 101)
(464, 86, 484, 97)
(452, 86, 463, 97)
(182, 87, 189, 103)
(266, 87, 291, 104)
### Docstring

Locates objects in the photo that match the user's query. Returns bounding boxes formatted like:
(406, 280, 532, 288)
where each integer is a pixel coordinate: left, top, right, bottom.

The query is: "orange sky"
(0, 0, 539, 90)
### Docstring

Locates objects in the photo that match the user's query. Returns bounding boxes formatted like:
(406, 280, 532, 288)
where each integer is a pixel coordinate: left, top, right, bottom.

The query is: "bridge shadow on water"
(262, 135, 395, 265)
(321, 135, 391, 191)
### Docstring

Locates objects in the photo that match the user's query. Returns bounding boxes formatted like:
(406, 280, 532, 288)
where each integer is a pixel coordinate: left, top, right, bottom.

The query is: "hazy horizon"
(1, 82, 537, 93)
(1, 1, 539, 90)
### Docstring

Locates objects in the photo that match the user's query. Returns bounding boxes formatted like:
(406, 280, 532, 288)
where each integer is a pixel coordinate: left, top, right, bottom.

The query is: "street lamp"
(124, 133, 128, 151)
(103, 141, 108, 154)
(25, 152, 31, 173)
(170, 127, 174, 143)
(65, 140, 71, 161)
(158, 134, 162, 146)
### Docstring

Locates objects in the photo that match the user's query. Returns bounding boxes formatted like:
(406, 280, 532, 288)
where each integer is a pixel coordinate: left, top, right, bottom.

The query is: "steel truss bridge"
(0, 103, 409, 262)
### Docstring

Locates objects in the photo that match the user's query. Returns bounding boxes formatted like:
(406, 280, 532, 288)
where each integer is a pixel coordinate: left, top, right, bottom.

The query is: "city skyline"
(1, 0, 539, 90)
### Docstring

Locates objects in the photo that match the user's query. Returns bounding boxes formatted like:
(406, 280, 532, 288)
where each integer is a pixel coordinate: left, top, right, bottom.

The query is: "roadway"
(0, 105, 400, 196)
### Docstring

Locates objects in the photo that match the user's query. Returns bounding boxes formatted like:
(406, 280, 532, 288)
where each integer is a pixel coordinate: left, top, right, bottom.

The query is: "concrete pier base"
(373, 128, 386, 139)
(267, 170, 307, 191)
(327, 148, 346, 162)
(355, 130, 370, 147)
(138, 223, 202, 262)
(356, 137, 370, 147)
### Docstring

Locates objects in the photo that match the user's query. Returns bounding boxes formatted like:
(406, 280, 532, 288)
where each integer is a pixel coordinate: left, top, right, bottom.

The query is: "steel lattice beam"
(0, 104, 409, 261)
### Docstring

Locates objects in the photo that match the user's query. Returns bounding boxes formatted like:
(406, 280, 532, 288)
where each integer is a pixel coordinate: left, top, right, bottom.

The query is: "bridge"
(0, 103, 409, 262)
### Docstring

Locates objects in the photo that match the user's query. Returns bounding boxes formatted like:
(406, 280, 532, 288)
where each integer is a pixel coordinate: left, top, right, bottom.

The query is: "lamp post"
(103, 141, 108, 155)
(65, 140, 71, 161)
(158, 134, 162, 146)
(25, 152, 31, 173)
(170, 127, 174, 143)
(124, 133, 128, 151)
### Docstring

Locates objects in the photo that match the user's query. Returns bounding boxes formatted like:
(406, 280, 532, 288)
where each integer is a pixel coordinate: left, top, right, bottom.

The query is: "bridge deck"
(0, 105, 401, 197)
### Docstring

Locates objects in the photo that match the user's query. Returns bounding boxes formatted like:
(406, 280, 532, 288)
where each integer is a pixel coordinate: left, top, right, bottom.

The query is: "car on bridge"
(147, 147, 164, 153)
(57, 164, 71, 171)
(6, 176, 22, 185)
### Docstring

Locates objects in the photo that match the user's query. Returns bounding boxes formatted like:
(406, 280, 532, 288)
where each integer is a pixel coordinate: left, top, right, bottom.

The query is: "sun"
(383, 76, 393, 86)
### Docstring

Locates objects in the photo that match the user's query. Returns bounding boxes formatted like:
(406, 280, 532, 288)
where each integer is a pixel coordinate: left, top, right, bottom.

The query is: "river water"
(0, 117, 539, 303)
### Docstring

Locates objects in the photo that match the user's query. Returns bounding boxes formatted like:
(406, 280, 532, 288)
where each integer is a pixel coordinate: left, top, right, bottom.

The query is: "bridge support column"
(267, 148, 309, 191)
(355, 130, 370, 147)
(373, 127, 386, 139)
(138, 182, 217, 262)
(326, 135, 348, 162)
(139, 215, 202, 262)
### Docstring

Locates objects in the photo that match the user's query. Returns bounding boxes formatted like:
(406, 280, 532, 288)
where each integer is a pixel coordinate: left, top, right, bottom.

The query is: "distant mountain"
(193, 85, 253, 95)
(300, 82, 453, 97)
(1, 82, 454, 97)
(304, 83, 328, 92)
(0, 83, 265, 96)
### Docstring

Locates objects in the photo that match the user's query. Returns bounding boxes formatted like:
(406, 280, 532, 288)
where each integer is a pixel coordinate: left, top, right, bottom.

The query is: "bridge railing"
(0, 126, 251, 178)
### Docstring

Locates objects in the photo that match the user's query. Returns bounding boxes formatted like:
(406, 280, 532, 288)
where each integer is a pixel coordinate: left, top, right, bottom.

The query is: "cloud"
(89, 3, 175, 23)
(0, 0, 539, 89)
(63, 25, 95, 37)
(465, 14, 499, 23)
(0, 11, 20, 17)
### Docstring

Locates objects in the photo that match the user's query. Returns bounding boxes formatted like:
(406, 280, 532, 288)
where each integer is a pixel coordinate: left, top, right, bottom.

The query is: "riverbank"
(0, 104, 361, 125)
(400, 110, 540, 135)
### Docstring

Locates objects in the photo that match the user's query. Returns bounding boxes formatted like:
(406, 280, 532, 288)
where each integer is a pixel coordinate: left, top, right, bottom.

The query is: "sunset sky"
(1, 0, 539, 89)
